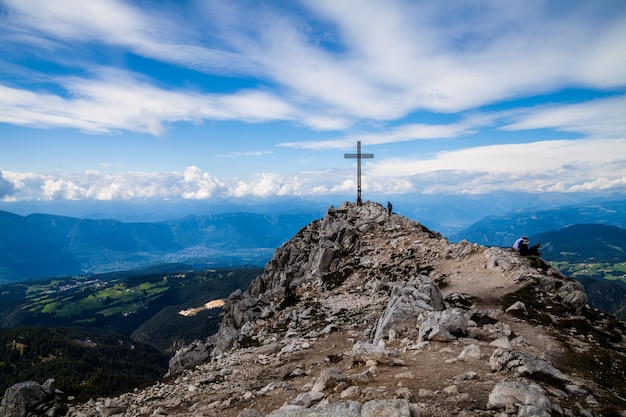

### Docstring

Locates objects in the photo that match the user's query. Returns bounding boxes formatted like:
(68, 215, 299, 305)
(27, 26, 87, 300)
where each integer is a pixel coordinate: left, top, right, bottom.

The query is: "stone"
(312, 368, 349, 392)
(372, 275, 444, 344)
(488, 381, 551, 416)
(490, 337, 512, 349)
(268, 400, 361, 417)
(166, 340, 211, 377)
(290, 391, 324, 407)
(489, 348, 571, 384)
(351, 341, 400, 365)
(505, 301, 527, 315)
(561, 290, 588, 314)
(259, 381, 292, 394)
(458, 344, 482, 359)
(0, 381, 48, 417)
(443, 385, 459, 395)
(340, 386, 361, 399)
(418, 308, 468, 342)
(453, 371, 479, 382)
(237, 410, 265, 417)
(418, 389, 435, 397)
(361, 399, 412, 417)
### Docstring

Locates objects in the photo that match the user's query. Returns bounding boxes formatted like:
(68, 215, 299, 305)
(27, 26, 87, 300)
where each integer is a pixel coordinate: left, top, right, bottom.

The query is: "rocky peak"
(212, 201, 452, 356)
(15, 201, 626, 417)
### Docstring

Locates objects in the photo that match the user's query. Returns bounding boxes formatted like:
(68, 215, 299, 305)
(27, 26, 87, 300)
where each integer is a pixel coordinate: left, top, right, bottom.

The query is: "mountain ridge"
(48, 201, 625, 417)
(0, 211, 321, 284)
(3, 198, 626, 284)
(530, 223, 626, 263)
(450, 199, 626, 247)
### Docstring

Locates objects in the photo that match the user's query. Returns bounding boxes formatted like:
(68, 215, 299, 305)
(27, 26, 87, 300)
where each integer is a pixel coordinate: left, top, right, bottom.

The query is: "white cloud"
(0, 70, 305, 135)
(230, 173, 303, 198)
(289, 0, 626, 114)
(2, 0, 625, 135)
(2, 144, 626, 205)
(1, 0, 251, 74)
(3, 0, 144, 42)
(42, 179, 89, 200)
(370, 138, 626, 177)
(502, 95, 626, 138)
(0, 1, 625, 202)
(0, 170, 17, 198)
(181, 166, 226, 200)
(280, 94, 626, 151)
(218, 151, 273, 158)
(279, 121, 477, 150)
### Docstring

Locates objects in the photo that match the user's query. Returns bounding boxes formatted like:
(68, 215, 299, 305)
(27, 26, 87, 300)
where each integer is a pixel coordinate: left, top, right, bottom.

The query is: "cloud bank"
(2, 132, 625, 204)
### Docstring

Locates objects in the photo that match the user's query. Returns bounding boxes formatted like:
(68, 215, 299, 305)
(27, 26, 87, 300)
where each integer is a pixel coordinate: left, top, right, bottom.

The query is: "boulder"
(361, 399, 412, 417)
(351, 341, 401, 366)
(487, 381, 551, 417)
(561, 290, 588, 315)
(373, 275, 444, 343)
(418, 308, 468, 342)
(489, 348, 571, 384)
(0, 381, 46, 417)
(312, 367, 349, 392)
(268, 400, 361, 417)
(166, 340, 211, 377)
(0, 380, 66, 417)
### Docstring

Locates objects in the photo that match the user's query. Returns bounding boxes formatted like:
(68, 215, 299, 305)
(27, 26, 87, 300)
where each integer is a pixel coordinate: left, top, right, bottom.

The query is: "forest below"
(0, 265, 261, 398)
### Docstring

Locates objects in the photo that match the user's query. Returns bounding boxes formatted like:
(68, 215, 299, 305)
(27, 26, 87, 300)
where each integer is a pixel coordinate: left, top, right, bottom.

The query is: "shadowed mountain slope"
(530, 223, 626, 263)
(0, 211, 320, 283)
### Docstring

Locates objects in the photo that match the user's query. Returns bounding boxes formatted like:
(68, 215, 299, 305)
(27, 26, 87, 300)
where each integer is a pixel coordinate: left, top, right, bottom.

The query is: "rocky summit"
(4, 201, 626, 417)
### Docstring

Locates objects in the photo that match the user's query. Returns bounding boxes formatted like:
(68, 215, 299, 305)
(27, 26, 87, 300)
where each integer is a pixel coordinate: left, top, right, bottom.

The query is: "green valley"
(0, 265, 261, 399)
(0, 266, 261, 335)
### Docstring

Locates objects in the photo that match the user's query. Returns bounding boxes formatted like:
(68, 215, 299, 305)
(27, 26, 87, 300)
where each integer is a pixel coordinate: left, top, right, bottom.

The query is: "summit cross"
(344, 141, 374, 206)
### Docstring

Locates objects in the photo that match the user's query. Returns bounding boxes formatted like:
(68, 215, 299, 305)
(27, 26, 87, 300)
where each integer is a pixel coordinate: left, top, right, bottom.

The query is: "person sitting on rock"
(518, 237, 530, 255)
(513, 236, 528, 251)
(528, 243, 541, 256)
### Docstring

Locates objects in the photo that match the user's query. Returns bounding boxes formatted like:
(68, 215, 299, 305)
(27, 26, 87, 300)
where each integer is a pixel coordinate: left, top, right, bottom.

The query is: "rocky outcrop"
(165, 338, 215, 378)
(0, 379, 66, 417)
(372, 274, 444, 344)
(211, 202, 458, 357)
(60, 201, 626, 417)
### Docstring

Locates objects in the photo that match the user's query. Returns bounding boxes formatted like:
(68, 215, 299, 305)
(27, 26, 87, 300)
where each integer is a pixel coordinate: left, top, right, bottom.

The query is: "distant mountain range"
(450, 198, 626, 247)
(530, 223, 626, 263)
(2, 197, 626, 284)
(0, 211, 321, 283)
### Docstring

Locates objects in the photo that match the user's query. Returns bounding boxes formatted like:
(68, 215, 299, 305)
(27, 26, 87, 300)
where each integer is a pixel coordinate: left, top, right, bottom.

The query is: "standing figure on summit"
(387, 201, 393, 215)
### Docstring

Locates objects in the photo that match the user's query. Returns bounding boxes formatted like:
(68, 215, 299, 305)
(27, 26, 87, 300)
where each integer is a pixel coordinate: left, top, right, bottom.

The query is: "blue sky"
(1, 0, 625, 211)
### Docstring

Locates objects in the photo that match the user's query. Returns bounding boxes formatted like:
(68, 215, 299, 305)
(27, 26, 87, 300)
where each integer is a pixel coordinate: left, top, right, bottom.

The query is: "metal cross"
(344, 141, 374, 205)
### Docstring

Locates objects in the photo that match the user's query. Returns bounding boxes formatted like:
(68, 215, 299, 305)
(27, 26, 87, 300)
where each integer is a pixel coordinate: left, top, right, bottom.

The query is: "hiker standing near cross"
(344, 141, 374, 206)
